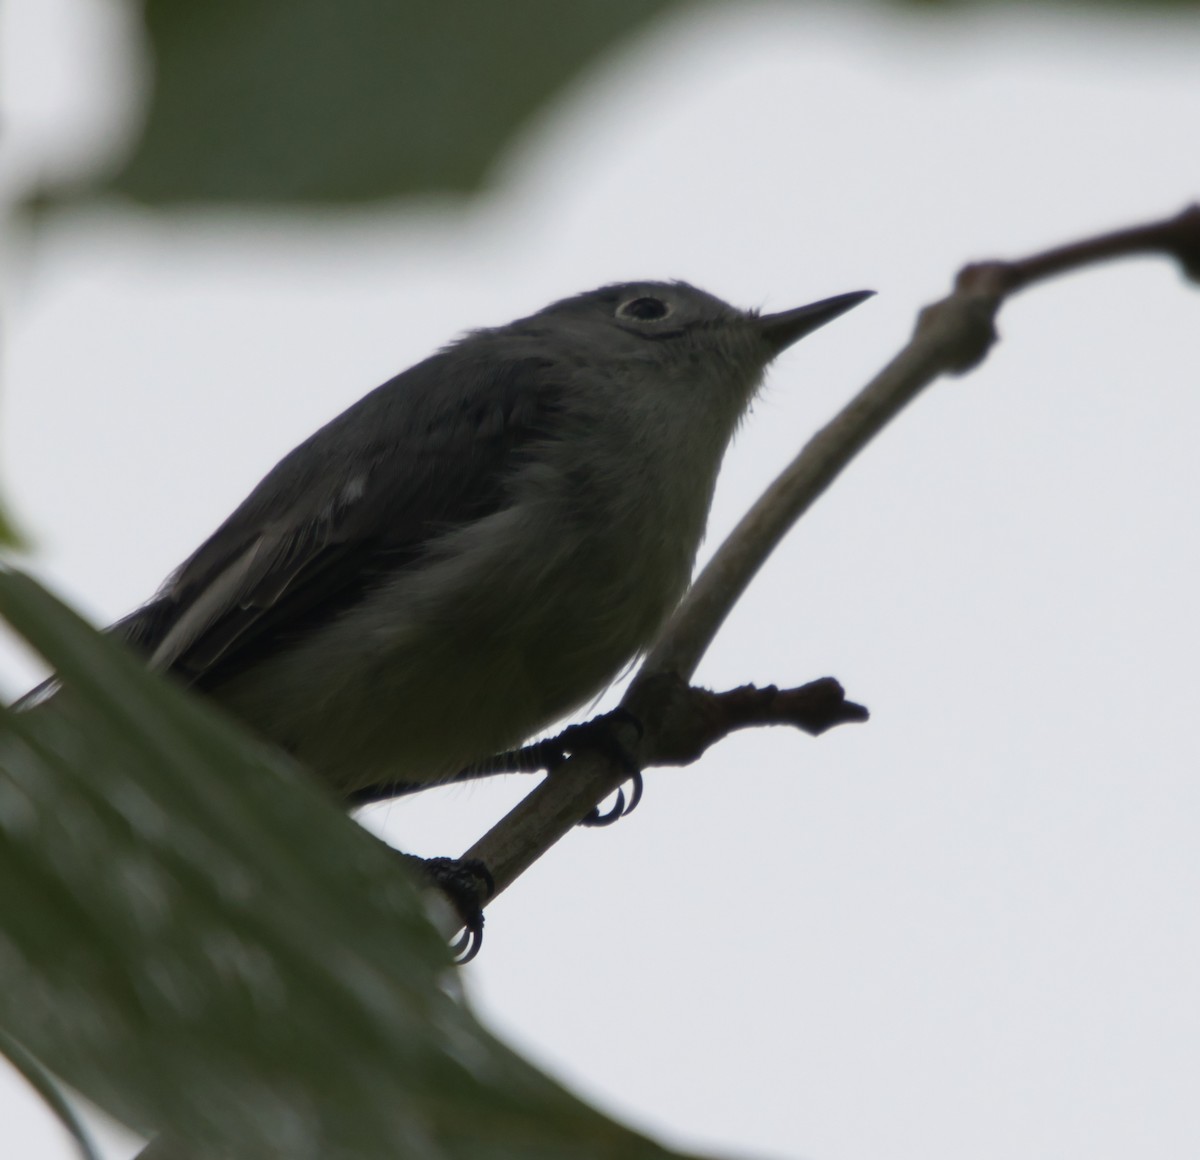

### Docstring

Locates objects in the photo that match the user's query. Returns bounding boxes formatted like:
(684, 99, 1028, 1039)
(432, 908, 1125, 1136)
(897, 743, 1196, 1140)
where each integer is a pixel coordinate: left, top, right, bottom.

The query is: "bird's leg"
(345, 743, 551, 808)
(347, 709, 645, 827)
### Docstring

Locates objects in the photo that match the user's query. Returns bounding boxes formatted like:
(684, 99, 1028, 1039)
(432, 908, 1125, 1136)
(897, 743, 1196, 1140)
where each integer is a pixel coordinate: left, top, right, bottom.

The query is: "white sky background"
(3, 0, 1200, 1157)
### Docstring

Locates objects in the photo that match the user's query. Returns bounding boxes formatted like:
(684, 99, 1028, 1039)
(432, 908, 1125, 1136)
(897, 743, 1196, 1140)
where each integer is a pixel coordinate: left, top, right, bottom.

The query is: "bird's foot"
(537, 708, 644, 827)
(401, 854, 495, 964)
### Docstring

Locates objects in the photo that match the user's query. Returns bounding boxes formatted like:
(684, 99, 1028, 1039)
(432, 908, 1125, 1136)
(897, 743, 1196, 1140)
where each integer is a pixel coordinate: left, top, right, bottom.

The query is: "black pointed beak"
(755, 290, 875, 357)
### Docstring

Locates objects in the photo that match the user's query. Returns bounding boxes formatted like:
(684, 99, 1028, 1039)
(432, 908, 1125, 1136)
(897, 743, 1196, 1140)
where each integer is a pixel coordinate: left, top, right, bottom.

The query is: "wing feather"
(119, 345, 562, 689)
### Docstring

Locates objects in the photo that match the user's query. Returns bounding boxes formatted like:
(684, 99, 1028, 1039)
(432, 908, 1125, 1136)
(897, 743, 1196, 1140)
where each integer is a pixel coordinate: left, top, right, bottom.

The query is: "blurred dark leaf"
(0, 570, 706, 1160)
(0, 502, 27, 550)
(106, 0, 678, 205)
(43, 0, 1200, 208)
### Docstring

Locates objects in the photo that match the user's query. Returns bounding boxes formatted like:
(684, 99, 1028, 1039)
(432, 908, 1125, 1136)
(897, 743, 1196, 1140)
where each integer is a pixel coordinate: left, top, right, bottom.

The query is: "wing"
(117, 344, 562, 691)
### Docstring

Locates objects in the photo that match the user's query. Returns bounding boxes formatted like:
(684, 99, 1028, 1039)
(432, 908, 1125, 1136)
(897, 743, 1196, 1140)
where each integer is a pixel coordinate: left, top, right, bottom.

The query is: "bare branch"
(463, 204, 1200, 902)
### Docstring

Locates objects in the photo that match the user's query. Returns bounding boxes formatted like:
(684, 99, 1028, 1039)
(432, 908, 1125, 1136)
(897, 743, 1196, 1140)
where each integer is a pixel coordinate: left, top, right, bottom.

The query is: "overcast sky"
(3, 1, 1200, 1158)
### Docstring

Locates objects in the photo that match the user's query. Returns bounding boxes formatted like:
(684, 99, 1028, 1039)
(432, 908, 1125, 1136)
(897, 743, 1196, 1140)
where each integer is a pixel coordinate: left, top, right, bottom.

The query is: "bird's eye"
(617, 296, 671, 322)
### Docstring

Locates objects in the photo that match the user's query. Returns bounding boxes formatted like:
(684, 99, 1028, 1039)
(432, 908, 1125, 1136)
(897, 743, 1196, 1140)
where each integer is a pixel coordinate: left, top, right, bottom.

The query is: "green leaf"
(0, 570, 706, 1160)
(105, 0, 677, 205)
(0, 500, 28, 550)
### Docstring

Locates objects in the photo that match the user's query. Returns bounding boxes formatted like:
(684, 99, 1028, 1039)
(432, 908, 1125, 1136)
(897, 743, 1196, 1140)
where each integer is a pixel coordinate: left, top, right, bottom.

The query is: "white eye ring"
(616, 296, 672, 322)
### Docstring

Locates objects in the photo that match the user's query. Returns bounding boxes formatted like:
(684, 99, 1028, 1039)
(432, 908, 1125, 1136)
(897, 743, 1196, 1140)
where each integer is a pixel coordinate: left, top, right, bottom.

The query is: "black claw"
(450, 922, 484, 965)
(623, 769, 644, 815)
(580, 785, 627, 827)
(578, 769, 645, 827)
(411, 855, 493, 964)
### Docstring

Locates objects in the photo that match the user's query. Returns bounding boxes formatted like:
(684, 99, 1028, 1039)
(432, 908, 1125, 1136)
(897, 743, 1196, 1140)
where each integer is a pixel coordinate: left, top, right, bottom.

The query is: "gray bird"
(98, 281, 870, 811)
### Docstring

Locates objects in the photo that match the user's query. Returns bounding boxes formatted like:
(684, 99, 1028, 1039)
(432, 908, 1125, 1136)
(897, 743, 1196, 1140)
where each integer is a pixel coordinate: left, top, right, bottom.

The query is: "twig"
(463, 203, 1200, 900)
(631, 675, 869, 768)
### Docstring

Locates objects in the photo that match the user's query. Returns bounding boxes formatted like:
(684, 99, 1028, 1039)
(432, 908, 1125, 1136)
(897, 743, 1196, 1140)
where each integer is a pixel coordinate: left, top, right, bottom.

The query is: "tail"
(10, 597, 177, 711)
